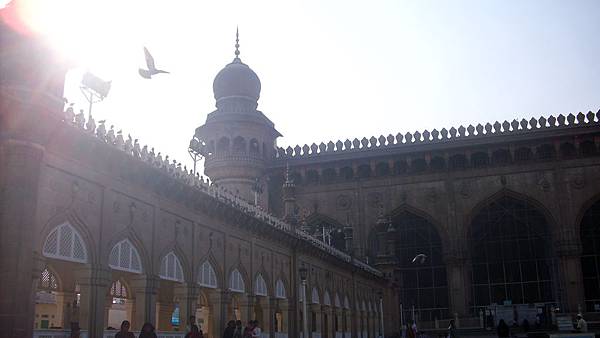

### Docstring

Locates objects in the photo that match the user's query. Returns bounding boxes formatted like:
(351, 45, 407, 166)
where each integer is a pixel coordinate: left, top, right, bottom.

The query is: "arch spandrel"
(463, 188, 560, 242)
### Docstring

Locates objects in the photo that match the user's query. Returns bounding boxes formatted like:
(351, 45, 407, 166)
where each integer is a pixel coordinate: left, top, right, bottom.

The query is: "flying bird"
(138, 47, 169, 79)
(412, 253, 427, 264)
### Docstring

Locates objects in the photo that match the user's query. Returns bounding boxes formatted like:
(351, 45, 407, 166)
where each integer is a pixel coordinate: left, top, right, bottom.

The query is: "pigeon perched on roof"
(411, 253, 427, 264)
(138, 47, 169, 79)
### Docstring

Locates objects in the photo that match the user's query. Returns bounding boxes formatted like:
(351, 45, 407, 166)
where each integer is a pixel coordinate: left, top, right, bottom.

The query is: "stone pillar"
(555, 237, 584, 313)
(208, 289, 228, 338)
(175, 283, 199, 331)
(240, 295, 254, 324)
(103, 294, 113, 329)
(262, 297, 275, 338)
(75, 266, 111, 338)
(54, 291, 76, 329)
(278, 300, 290, 335)
(131, 274, 159, 330)
(310, 303, 322, 338)
(156, 301, 175, 331)
(444, 253, 469, 316)
(322, 306, 333, 338)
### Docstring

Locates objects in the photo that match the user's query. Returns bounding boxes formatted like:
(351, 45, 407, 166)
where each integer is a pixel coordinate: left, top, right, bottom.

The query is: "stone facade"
(0, 15, 387, 338)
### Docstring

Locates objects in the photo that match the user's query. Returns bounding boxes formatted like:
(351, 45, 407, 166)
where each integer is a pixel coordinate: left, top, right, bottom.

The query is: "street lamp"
(188, 136, 204, 175)
(299, 265, 309, 338)
(377, 290, 385, 338)
(80, 71, 111, 114)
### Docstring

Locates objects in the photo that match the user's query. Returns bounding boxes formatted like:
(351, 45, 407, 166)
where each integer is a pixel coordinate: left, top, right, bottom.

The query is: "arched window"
(391, 211, 449, 321)
(324, 290, 331, 306)
(43, 222, 88, 263)
(254, 273, 268, 296)
(334, 293, 341, 308)
(39, 268, 59, 290)
(110, 279, 128, 305)
(311, 287, 320, 304)
(344, 295, 350, 309)
(159, 251, 184, 282)
(198, 261, 218, 288)
(580, 199, 600, 311)
(110, 280, 128, 298)
(229, 269, 245, 293)
(232, 136, 246, 154)
(470, 196, 555, 309)
(321, 168, 337, 184)
(275, 279, 286, 299)
(109, 239, 142, 274)
(249, 138, 260, 155)
(216, 137, 230, 153)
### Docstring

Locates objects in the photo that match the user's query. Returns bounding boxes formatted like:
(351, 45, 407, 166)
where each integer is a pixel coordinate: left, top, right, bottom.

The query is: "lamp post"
(188, 136, 204, 175)
(300, 265, 309, 338)
(377, 290, 385, 338)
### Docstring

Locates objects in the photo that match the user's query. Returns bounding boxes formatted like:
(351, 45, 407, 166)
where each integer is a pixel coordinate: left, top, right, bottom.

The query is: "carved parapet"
(273, 110, 600, 160)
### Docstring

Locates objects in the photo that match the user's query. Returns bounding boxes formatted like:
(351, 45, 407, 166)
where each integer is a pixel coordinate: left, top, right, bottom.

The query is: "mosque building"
(2, 5, 600, 338)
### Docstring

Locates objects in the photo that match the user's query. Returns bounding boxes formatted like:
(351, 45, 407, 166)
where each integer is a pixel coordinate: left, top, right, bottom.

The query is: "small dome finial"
(234, 26, 241, 61)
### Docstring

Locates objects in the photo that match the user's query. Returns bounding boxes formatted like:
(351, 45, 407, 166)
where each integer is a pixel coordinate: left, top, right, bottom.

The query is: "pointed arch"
(109, 279, 130, 299)
(334, 293, 341, 308)
(466, 188, 558, 237)
(323, 289, 331, 306)
(388, 204, 448, 243)
(109, 239, 143, 274)
(311, 287, 320, 304)
(198, 260, 218, 288)
(468, 189, 556, 308)
(343, 295, 350, 309)
(254, 273, 268, 296)
(38, 266, 60, 291)
(42, 222, 88, 264)
(229, 269, 246, 293)
(159, 251, 184, 282)
(275, 279, 286, 299)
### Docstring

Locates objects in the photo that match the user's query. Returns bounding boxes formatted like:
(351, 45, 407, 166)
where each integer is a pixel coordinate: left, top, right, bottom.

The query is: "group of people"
(222, 319, 262, 338)
(112, 318, 204, 338)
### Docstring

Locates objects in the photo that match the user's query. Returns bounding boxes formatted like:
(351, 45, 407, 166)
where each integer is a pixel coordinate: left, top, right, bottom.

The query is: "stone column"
(310, 303, 322, 338)
(103, 294, 113, 329)
(322, 306, 333, 338)
(444, 252, 469, 316)
(555, 236, 584, 313)
(54, 291, 76, 329)
(278, 299, 291, 336)
(75, 266, 111, 338)
(263, 297, 275, 338)
(240, 295, 254, 324)
(131, 274, 160, 330)
(175, 283, 199, 331)
(156, 301, 175, 331)
(208, 289, 229, 338)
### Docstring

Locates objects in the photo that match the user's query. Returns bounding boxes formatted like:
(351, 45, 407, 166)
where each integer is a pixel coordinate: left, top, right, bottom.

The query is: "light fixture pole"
(377, 290, 385, 338)
(300, 265, 309, 338)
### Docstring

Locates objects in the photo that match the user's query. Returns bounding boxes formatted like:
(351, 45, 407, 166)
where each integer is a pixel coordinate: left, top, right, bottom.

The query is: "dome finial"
(234, 26, 241, 61)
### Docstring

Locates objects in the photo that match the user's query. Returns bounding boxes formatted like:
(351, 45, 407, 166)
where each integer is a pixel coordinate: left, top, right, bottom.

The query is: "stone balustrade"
(58, 107, 382, 277)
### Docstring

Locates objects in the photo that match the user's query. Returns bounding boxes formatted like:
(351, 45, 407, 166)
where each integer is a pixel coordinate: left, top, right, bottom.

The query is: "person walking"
(115, 321, 135, 338)
(407, 321, 416, 338)
(497, 319, 509, 338)
(576, 314, 588, 333)
(447, 319, 458, 338)
(223, 320, 236, 338)
(139, 322, 158, 338)
(233, 320, 243, 338)
(252, 320, 262, 338)
(186, 324, 203, 338)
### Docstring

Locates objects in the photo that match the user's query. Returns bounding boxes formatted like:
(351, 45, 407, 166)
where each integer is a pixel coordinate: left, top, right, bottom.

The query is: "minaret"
(282, 162, 297, 225)
(194, 29, 281, 205)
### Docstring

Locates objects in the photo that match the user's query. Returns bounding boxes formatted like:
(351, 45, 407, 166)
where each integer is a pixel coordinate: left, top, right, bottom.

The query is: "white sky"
(11, 0, 600, 172)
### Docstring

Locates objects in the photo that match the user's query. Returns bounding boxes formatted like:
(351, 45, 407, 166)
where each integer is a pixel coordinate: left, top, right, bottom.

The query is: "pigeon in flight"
(411, 253, 427, 264)
(138, 47, 169, 79)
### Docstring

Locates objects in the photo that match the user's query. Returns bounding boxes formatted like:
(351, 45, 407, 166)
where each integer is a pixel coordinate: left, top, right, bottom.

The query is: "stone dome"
(213, 58, 261, 101)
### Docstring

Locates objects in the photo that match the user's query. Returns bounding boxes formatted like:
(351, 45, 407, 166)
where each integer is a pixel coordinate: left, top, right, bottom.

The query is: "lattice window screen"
(198, 261, 217, 288)
(254, 274, 267, 296)
(108, 239, 142, 273)
(159, 251, 184, 282)
(42, 223, 88, 263)
(229, 269, 245, 293)
(275, 279, 286, 299)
